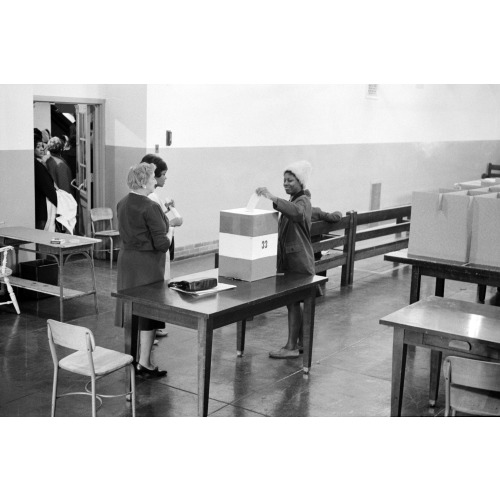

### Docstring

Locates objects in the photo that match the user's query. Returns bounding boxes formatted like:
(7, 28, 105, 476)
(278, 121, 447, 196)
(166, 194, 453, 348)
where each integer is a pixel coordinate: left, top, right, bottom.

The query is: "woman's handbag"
(168, 277, 218, 292)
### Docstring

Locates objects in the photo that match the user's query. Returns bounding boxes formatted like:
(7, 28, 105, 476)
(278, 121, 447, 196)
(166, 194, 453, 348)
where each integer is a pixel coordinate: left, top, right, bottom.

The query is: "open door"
(75, 104, 92, 236)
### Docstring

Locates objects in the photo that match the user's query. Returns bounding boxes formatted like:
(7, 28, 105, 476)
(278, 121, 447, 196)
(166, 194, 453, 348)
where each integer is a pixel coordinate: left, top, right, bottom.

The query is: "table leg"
(57, 252, 64, 321)
(391, 326, 407, 416)
(124, 303, 139, 397)
(477, 284, 486, 303)
(410, 266, 421, 304)
(88, 249, 99, 314)
(198, 318, 214, 417)
(429, 350, 442, 407)
(236, 320, 246, 357)
(302, 288, 316, 374)
(435, 278, 445, 297)
(123, 302, 139, 361)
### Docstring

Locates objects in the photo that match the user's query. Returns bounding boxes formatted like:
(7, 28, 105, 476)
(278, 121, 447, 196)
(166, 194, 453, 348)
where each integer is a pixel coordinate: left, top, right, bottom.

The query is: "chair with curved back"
(443, 356, 500, 416)
(47, 319, 135, 417)
(90, 207, 120, 270)
(0, 245, 20, 314)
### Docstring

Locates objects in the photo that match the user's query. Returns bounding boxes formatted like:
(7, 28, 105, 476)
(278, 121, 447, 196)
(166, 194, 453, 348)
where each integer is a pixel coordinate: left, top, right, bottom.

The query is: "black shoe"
(136, 363, 167, 377)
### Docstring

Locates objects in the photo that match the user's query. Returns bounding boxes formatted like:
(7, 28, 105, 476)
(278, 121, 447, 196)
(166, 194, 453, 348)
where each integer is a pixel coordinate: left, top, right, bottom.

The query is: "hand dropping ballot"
(218, 193, 279, 281)
(246, 192, 260, 212)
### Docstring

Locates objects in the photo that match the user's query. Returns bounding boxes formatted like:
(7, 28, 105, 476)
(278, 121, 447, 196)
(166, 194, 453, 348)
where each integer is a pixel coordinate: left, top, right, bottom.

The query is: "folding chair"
(47, 319, 135, 417)
(0, 246, 20, 314)
(90, 207, 120, 270)
(443, 356, 500, 416)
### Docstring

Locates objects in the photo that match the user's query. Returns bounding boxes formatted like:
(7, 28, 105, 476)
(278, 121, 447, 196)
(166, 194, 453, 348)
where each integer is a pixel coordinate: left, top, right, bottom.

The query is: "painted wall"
(0, 84, 36, 228)
(143, 84, 500, 249)
(2, 84, 500, 256)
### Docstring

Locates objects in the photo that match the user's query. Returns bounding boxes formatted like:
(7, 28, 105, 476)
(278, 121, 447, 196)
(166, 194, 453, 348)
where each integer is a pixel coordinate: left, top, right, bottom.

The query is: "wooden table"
(384, 248, 500, 405)
(0, 226, 100, 321)
(384, 249, 500, 304)
(380, 296, 500, 416)
(112, 269, 328, 417)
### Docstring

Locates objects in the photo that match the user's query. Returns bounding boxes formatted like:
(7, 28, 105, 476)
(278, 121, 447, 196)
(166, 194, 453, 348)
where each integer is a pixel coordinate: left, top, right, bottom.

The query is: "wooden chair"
(0, 246, 20, 314)
(47, 319, 136, 417)
(90, 207, 120, 270)
(481, 163, 500, 179)
(443, 356, 500, 416)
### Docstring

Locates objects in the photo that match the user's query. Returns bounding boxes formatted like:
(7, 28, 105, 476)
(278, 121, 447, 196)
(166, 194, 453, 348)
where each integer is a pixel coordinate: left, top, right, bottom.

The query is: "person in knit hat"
(256, 160, 316, 359)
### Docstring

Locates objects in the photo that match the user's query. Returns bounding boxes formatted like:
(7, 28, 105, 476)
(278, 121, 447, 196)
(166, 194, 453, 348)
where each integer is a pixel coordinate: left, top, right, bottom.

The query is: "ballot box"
(218, 208, 278, 281)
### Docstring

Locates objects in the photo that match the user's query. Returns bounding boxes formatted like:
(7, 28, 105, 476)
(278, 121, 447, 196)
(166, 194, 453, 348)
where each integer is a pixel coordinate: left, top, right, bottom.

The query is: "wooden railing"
(215, 204, 411, 287)
(311, 204, 411, 285)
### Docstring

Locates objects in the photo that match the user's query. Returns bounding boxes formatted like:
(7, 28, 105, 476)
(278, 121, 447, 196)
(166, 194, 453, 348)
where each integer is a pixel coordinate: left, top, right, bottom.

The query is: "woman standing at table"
(114, 163, 171, 377)
(256, 160, 315, 359)
(143, 153, 183, 339)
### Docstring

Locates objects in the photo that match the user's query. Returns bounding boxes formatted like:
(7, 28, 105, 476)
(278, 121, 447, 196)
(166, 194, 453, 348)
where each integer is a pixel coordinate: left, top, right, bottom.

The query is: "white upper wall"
(102, 84, 147, 148)
(146, 84, 500, 148)
(0, 84, 34, 150)
(33, 84, 106, 100)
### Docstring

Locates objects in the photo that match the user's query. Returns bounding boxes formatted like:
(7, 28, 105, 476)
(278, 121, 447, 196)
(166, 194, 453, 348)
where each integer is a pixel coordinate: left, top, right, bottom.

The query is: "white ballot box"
(218, 208, 278, 281)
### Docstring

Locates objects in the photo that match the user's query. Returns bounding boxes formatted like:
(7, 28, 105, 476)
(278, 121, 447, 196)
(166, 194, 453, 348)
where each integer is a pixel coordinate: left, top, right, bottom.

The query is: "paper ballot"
(246, 192, 260, 211)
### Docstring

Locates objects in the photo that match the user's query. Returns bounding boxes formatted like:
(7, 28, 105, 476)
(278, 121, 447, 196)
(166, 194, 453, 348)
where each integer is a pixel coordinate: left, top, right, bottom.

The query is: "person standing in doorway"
(34, 135, 58, 230)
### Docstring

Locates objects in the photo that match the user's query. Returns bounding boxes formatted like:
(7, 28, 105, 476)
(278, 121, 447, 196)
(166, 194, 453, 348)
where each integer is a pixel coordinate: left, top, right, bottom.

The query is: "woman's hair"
(47, 137, 64, 154)
(127, 162, 156, 190)
(34, 135, 43, 150)
(141, 154, 168, 178)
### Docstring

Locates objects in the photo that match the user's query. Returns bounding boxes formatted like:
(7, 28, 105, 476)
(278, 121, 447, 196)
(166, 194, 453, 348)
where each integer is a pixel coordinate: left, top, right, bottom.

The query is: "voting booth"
(408, 188, 489, 263)
(469, 192, 500, 267)
(218, 208, 278, 281)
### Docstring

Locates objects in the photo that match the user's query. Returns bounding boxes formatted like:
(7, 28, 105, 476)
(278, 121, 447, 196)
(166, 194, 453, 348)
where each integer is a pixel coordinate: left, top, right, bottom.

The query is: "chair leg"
(109, 238, 113, 270)
(130, 364, 136, 417)
(91, 376, 97, 417)
(5, 278, 20, 314)
(51, 367, 58, 417)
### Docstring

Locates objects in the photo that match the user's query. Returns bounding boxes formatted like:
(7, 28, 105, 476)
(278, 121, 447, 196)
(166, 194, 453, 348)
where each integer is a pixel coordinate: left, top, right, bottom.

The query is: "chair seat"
(451, 384, 500, 416)
(94, 230, 120, 237)
(59, 346, 133, 376)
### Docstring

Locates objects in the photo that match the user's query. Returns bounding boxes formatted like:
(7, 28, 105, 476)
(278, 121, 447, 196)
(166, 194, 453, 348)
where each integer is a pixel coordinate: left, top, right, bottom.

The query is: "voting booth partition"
(470, 192, 500, 267)
(455, 178, 500, 190)
(218, 208, 279, 281)
(408, 187, 490, 263)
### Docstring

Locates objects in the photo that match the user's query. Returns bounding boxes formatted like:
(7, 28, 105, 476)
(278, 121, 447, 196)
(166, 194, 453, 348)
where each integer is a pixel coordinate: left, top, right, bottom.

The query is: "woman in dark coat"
(45, 137, 73, 194)
(34, 137, 58, 230)
(115, 163, 171, 377)
(256, 161, 315, 359)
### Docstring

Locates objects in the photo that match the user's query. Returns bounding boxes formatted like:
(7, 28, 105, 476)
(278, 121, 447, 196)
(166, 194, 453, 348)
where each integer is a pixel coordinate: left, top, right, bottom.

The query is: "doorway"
(33, 97, 105, 237)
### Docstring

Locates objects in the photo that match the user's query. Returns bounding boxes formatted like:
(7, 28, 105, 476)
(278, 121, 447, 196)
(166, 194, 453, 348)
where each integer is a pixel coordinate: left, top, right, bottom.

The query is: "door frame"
(33, 95, 106, 211)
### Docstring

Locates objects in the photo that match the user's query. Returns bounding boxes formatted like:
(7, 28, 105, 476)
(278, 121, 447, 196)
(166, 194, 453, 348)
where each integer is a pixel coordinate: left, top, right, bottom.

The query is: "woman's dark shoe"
(136, 363, 167, 377)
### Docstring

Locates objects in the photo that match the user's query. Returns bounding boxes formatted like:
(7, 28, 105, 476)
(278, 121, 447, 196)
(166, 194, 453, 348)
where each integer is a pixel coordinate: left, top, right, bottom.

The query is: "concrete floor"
(1, 251, 499, 417)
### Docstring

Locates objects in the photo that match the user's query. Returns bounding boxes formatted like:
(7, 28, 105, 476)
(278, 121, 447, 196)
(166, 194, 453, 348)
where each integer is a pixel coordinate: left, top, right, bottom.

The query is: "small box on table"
(219, 208, 278, 281)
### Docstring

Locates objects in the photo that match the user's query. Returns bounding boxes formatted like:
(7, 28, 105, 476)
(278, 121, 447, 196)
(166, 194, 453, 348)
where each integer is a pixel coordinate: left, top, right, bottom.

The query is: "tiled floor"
(1, 251, 499, 417)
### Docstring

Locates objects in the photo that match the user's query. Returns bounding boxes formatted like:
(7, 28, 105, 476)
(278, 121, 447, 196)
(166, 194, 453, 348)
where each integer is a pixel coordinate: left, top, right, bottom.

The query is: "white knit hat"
(284, 160, 312, 188)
